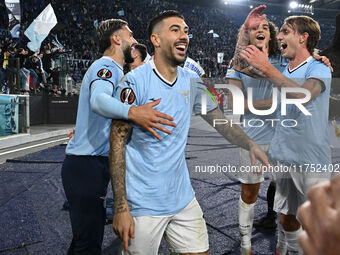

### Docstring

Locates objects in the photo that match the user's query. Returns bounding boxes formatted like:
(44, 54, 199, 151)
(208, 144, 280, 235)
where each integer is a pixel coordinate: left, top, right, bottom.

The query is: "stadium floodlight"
(288, 2, 314, 14)
(224, 0, 247, 5)
(250, 5, 253, 8)
(289, 1, 299, 9)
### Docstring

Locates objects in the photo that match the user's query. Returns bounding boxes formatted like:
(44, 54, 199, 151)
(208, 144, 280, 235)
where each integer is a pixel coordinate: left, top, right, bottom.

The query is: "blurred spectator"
(0, 0, 336, 95)
(0, 2, 8, 29)
(24, 51, 40, 91)
(18, 48, 30, 90)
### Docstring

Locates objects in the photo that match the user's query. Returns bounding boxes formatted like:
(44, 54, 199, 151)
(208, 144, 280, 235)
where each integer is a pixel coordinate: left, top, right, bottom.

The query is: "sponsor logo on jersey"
(97, 69, 112, 78)
(120, 88, 136, 105)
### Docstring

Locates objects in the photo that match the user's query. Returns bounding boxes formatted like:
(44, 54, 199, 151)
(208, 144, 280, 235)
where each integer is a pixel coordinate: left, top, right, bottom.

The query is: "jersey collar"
(150, 59, 177, 87)
(101, 56, 123, 72)
(288, 56, 313, 73)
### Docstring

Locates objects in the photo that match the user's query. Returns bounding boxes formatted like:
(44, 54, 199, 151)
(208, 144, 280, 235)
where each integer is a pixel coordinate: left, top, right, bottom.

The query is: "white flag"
(24, 4, 57, 52)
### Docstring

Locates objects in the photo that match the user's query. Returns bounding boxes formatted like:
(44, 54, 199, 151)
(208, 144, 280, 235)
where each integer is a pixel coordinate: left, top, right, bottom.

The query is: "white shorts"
(119, 197, 209, 255)
(274, 163, 331, 215)
(236, 144, 272, 184)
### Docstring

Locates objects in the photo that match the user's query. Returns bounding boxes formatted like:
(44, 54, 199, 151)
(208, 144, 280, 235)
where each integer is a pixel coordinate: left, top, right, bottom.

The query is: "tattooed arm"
(109, 120, 134, 251)
(233, 5, 267, 77)
(201, 108, 269, 167)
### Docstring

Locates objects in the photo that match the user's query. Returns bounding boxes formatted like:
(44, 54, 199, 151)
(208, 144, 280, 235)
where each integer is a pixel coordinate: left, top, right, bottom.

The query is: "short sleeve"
(114, 73, 140, 106)
(88, 61, 123, 91)
(306, 62, 332, 93)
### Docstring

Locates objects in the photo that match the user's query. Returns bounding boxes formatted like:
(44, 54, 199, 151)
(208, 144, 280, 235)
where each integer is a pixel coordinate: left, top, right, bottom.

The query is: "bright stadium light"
(250, 5, 253, 8)
(289, 1, 298, 9)
(288, 2, 314, 14)
(224, 0, 247, 5)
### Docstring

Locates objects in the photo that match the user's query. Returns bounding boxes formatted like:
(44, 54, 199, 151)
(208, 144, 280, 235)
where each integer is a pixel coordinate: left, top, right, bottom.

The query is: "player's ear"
(111, 33, 121, 46)
(150, 33, 160, 48)
(299, 32, 309, 44)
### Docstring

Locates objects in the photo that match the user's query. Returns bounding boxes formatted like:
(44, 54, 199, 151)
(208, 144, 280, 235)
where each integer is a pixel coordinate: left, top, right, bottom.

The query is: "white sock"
(276, 217, 287, 255)
(238, 196, 255, 251)
(284, 227, 303, 255)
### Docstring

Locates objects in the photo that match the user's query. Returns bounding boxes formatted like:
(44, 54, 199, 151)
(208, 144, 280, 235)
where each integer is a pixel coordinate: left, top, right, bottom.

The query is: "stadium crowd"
(0, 0, 336, 94)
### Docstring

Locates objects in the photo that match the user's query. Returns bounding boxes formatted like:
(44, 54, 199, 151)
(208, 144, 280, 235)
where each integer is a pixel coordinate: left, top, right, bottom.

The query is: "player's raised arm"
(109, 120, 134, 252)
(233, 5, 267, 77)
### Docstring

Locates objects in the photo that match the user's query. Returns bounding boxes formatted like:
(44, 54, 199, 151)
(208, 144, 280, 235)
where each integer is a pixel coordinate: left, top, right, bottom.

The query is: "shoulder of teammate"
(114, 63, 150, 106)
(306, 58, 332, 93)
(180, 65, 200, 79)
(180, 67, 204, 90)
(269, 54, 288, 73)
(308, 58, 332, 78)
(88, 57, 123, 90)
(225, 59, 241, 80)
(305, 58, 332, 93)
(269, 53, 289, 65)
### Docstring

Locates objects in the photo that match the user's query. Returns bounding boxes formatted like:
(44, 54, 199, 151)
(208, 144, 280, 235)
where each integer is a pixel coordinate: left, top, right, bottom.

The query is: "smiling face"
(153, 16, 189, 66)
(249, 19, 271, 52)
(277, 22, 302, 59)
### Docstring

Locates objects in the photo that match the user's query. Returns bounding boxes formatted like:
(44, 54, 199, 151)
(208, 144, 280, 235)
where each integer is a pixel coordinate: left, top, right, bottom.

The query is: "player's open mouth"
(175, 43, 187, 55)
(256, 34, 265, 41)
(281, 43, 287, 54)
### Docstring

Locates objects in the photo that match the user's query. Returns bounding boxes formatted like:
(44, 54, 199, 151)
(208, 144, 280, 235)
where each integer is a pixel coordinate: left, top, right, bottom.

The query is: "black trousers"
(61, 155, 110, 255)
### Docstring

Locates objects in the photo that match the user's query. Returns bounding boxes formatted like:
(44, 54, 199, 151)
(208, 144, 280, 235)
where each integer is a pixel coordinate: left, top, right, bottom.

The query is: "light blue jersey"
(226, 55, 288, 144)
(66, 56, 130, 156)
(269, 57, 332, 166)
(114, 60, 216, 216)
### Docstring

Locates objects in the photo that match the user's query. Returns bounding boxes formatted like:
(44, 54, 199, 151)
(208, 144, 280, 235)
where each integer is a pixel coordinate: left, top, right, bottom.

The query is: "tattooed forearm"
(109, 120, 132, 213)
(201, 108, 253, 150)
(233, 25, 265, 77)
(247, 65, 266, 77)
(233, 25, 250, 71)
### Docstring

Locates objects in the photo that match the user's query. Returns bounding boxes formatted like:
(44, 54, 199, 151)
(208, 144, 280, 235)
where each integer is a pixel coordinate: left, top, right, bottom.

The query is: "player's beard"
(171, 41, 187, 66)
(122, 42, 134, 64)
(170, 49, 186, 66)
(171, 55, 186, 66)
